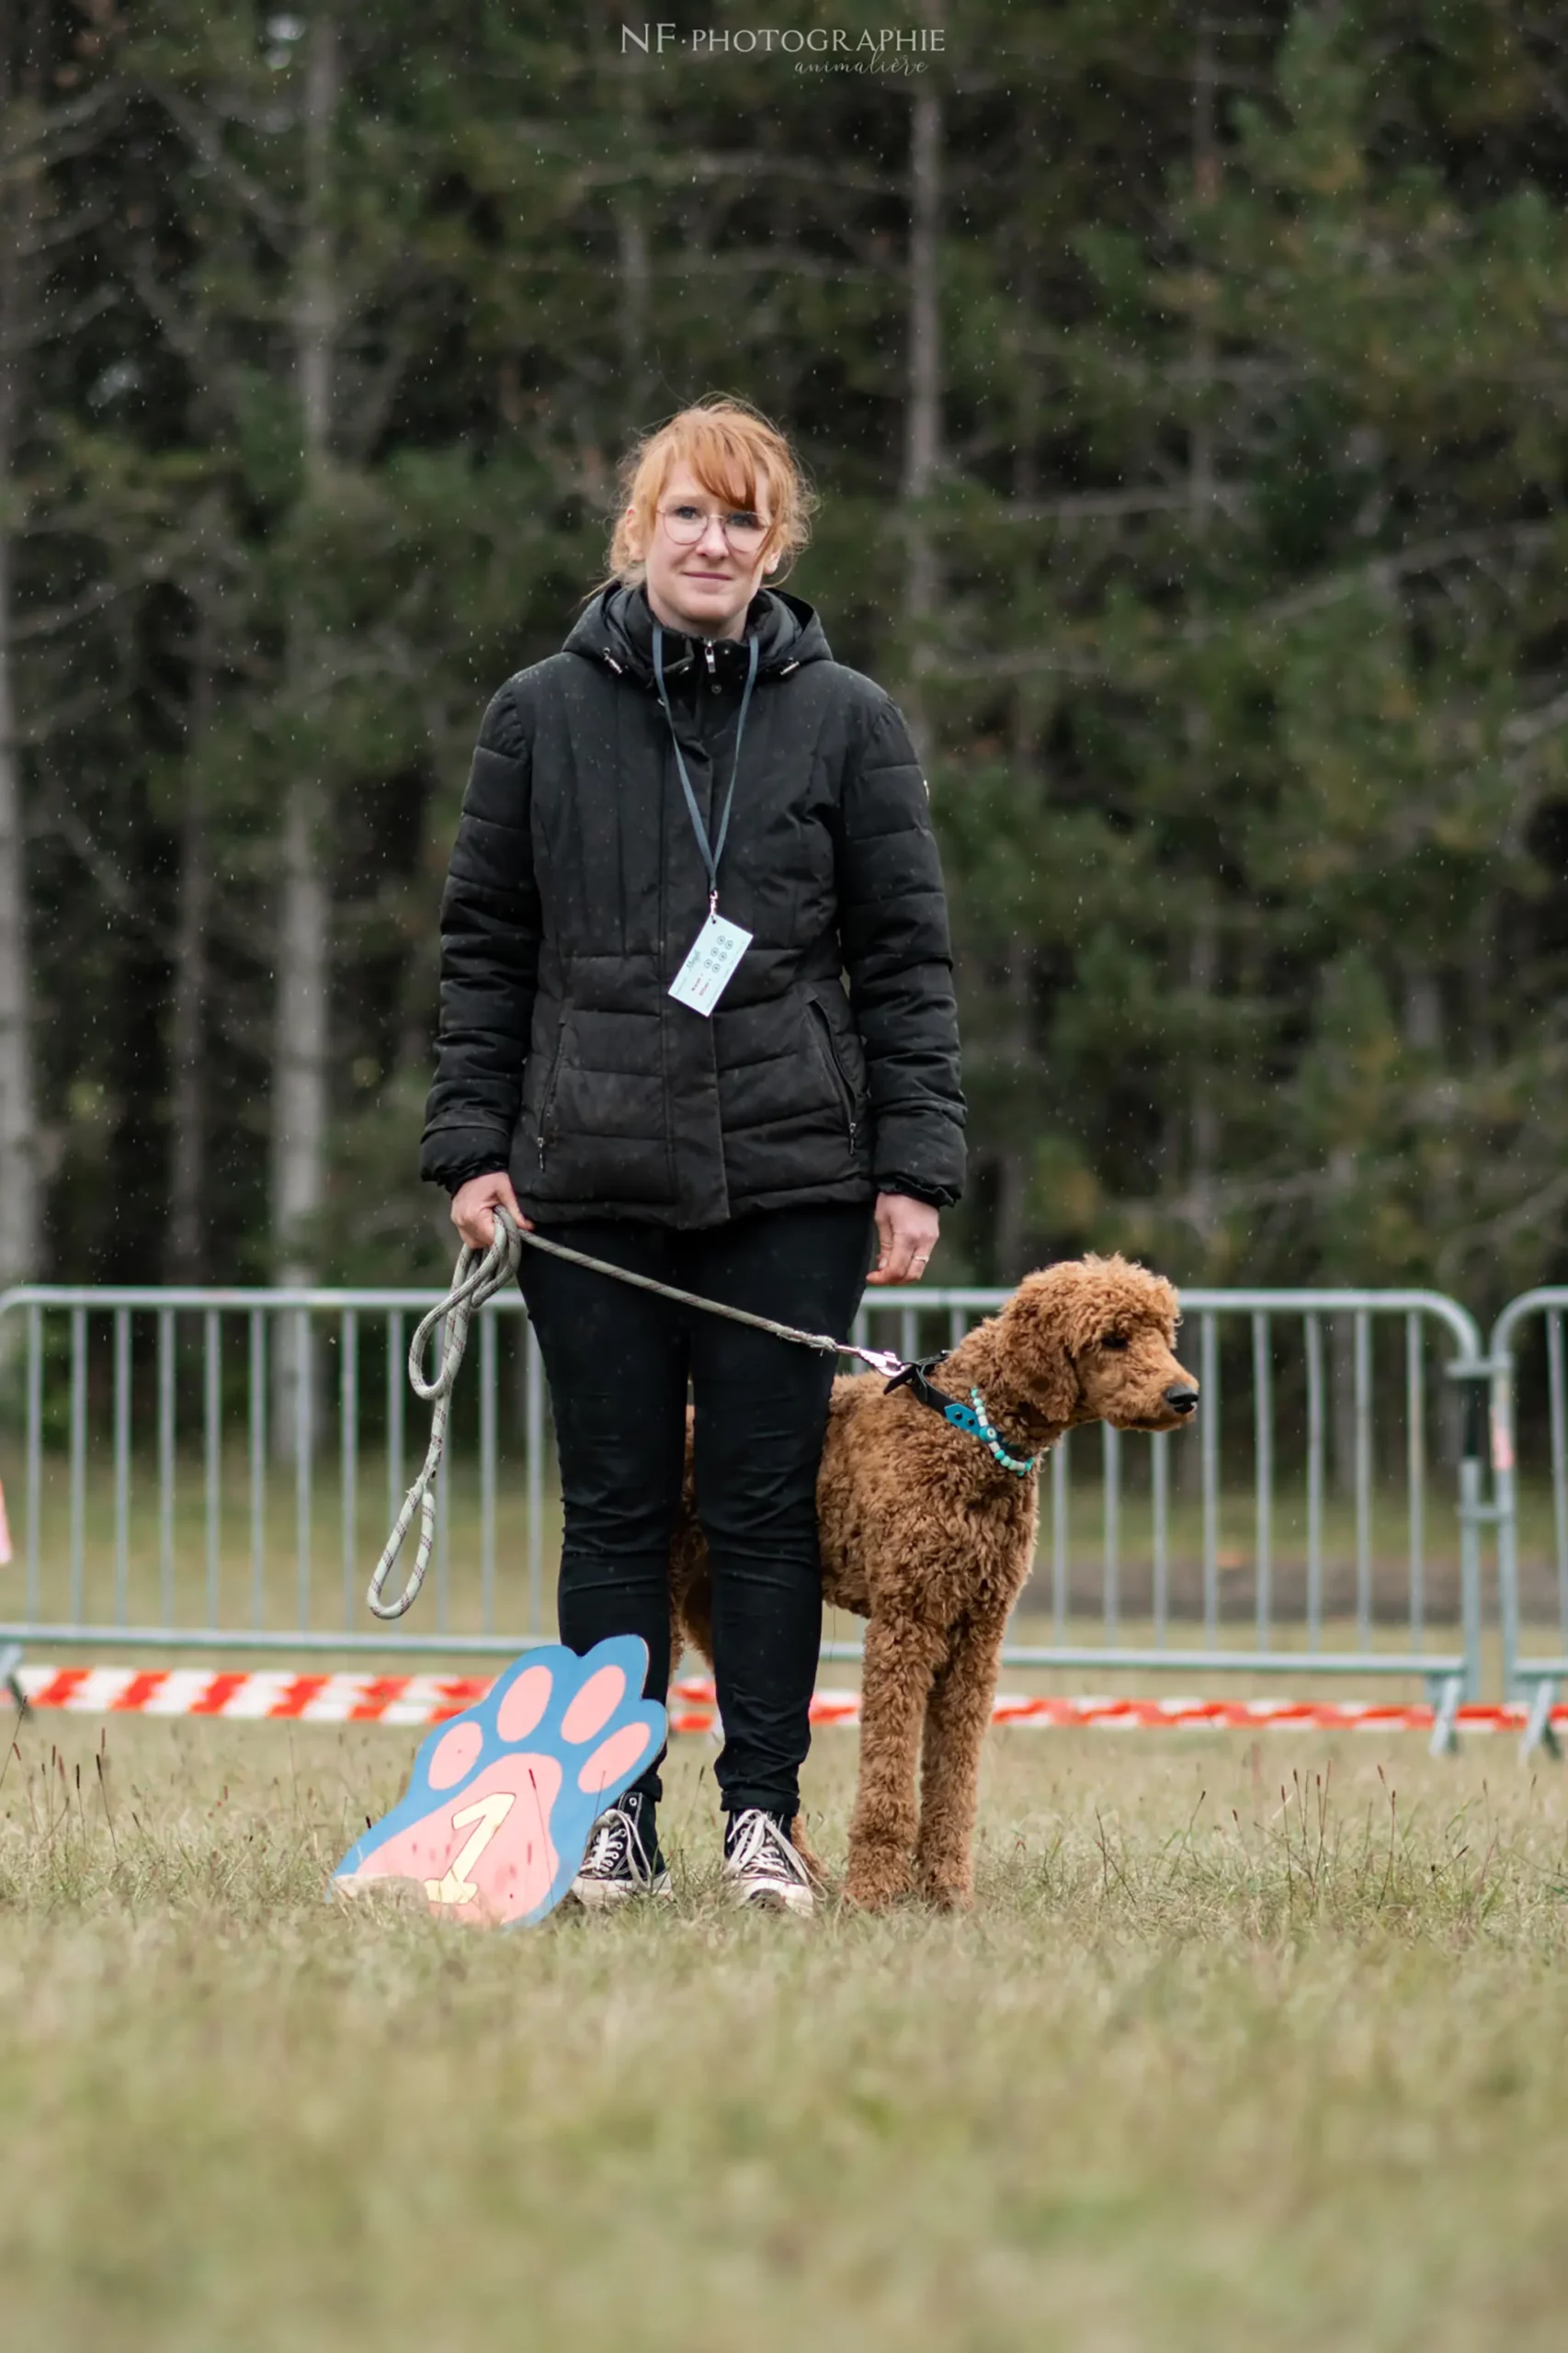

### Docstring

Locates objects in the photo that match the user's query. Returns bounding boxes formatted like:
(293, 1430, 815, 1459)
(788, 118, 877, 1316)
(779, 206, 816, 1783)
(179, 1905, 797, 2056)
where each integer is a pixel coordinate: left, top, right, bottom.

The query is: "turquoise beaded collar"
(883, 1355, 1038, 1478)
(944, 1386, 1038, 1476)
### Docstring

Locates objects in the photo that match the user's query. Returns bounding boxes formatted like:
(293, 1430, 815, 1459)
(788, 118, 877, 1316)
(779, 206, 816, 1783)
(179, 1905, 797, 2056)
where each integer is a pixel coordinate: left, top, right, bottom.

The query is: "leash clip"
(881, 1349, 950, 1402)
(835, 1343, 907, 1379)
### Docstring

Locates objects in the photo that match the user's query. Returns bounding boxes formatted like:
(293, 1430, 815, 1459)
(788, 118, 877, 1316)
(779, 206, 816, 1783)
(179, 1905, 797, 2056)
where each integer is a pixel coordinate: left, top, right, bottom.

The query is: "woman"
(422, 395, 964, 1914)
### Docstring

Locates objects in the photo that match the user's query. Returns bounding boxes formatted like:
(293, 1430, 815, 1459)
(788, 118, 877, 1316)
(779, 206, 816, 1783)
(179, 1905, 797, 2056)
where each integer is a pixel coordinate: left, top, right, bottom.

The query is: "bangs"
(653, 414, 779, 515)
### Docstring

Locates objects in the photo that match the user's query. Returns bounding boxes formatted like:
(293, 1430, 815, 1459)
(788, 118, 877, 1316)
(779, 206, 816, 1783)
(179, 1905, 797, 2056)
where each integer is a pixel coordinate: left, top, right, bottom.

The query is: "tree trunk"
(1176, 897, 1219, 1502)
(0, 40, 42, 1288)
(271, 776, 328, 1291)
(165, 591, 214, 1283)
(995, 219, 1043, 1289)
(271, 9, 336, 1296)
(1177, 28, 1220, 1478)
(271, 13, 338, 1450)
(614, 32, 652, 437)
(1403, 961, 1441, 1054)
(1187, 895, 1219, 1241)
(1182, 18, 1220, 1267)
(993, 936, 1034, 1284)
(0, 529, 38, 1290)
(899, 74, 941, 760)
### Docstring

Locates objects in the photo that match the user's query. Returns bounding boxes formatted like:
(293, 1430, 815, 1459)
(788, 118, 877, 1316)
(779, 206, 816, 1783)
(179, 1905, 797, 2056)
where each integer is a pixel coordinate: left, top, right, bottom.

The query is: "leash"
(366, 1206, 914, 1621)
(365, 1211, 524, 1620)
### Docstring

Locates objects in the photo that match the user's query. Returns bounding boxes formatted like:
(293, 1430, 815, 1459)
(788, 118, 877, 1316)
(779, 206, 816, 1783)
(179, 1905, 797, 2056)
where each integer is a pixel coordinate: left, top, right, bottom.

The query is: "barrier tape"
(4, 1664, 1565, 1735)
(665, 1679, 1568, 1735)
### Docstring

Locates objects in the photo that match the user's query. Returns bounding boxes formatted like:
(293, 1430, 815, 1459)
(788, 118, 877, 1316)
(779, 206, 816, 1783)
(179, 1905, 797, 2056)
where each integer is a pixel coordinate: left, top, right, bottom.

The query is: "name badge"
(668, 910, 752, 1017)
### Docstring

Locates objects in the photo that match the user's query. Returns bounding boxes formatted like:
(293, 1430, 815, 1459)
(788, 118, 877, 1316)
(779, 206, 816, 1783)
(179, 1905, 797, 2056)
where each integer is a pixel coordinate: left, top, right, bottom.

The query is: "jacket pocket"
(537, 1018, 570, 1171)
(807, 997, 859, 1147)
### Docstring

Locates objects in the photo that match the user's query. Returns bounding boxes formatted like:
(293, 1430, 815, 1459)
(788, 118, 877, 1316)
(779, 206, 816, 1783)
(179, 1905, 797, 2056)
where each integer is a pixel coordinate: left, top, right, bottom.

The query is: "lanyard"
(652, 620, 759, 915)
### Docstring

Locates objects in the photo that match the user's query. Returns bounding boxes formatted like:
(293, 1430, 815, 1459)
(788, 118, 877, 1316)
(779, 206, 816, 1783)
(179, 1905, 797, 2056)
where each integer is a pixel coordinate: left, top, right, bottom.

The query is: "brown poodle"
(668, 1254, 1198, 1910)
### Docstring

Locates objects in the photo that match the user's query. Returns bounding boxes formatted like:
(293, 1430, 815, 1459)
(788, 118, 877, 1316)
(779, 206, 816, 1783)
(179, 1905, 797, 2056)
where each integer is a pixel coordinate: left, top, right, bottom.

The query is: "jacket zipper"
(808, 999, 858, 1148)
(538, 1026, 568, 1171)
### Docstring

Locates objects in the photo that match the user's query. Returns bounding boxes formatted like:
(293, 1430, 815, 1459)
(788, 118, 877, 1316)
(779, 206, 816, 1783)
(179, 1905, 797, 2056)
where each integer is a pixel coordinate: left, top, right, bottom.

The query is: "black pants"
(517, 1202, 875, 1817)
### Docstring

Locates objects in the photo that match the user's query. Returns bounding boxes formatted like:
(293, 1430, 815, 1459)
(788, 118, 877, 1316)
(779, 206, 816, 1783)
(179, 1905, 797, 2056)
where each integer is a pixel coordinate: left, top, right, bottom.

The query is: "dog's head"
(998, 1254, 1198, 1433)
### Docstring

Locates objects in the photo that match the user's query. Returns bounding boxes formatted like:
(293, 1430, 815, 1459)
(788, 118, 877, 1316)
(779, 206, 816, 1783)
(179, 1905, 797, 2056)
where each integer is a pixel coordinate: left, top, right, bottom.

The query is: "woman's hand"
(866, 1191, 939, 1286)
(451, 1170, 533, 1252)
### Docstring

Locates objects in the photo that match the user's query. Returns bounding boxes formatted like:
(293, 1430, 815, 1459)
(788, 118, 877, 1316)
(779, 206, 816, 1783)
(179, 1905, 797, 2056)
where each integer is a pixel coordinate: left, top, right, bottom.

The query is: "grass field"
(1, 1712, 1566, 2350)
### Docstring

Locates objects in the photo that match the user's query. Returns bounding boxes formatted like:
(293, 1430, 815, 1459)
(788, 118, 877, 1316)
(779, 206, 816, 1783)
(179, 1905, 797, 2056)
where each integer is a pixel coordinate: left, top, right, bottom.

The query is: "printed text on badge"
(668, 911, 752, 1017)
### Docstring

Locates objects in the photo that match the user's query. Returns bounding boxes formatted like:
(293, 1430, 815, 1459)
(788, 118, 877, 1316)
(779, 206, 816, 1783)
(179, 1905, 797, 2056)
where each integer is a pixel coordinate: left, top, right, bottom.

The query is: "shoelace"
(580, 1805, 640, 1880)
(725, 1810, 809, 1887)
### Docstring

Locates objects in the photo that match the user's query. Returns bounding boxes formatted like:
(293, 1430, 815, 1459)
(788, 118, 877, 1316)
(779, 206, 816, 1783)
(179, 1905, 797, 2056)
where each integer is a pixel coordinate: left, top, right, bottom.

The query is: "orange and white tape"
(11, 1665, 494, 1724)
(667, 1678, 1565, 1736)
(4, 1663, 1563, 1736)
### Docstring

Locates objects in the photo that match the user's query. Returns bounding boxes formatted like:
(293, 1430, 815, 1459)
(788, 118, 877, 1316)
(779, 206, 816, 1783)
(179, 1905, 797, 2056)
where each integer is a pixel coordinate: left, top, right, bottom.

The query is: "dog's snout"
(1165, 1384, 1199, 1415)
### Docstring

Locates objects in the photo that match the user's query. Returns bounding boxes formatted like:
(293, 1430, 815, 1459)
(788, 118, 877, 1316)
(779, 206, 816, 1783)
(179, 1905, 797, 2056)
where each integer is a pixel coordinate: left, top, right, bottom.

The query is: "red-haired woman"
(422, 397, 964, 1914)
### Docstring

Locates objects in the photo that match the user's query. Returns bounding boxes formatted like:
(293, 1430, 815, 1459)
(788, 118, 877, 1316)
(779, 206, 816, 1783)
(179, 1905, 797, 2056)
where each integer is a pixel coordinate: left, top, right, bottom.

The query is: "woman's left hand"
(866, 1192, 939, 1286)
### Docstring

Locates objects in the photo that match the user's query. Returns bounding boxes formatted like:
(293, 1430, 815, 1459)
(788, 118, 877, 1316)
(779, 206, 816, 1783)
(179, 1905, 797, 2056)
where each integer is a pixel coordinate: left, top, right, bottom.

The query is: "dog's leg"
(844, 1615, 944, 1910)
(914, 1613, 1007, 1910)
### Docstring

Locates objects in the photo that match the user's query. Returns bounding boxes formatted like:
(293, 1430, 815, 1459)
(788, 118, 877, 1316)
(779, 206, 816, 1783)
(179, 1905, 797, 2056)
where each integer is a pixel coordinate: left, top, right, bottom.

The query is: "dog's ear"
(1000, 1269, 1085, 1424)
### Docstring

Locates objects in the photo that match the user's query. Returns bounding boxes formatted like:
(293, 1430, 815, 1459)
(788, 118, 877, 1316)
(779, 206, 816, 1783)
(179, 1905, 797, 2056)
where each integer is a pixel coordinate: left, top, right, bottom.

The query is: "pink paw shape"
(333, 1637, 665, 1927)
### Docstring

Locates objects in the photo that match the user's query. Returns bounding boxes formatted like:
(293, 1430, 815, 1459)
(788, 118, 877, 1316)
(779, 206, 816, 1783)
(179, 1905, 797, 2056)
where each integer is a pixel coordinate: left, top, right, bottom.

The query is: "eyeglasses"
(657, 501, 769, 553)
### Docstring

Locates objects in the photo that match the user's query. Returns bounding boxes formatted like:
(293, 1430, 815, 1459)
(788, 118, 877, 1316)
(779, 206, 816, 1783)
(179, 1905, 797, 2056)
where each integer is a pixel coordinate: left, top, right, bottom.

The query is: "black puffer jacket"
(420, 580, 965, 1227)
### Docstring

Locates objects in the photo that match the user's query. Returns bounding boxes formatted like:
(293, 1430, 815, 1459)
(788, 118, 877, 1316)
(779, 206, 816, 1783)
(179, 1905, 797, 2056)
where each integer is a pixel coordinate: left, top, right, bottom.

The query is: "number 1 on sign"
(425, 1790, 517, 1904)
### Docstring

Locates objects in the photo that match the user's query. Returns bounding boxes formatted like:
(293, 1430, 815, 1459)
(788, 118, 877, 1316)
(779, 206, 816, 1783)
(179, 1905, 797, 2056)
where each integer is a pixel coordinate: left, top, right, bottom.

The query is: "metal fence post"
(1487, 1293, 1568, 1757)
(1448, 1359, 1491, 1712)
(1492, 1341, 1522, 1709)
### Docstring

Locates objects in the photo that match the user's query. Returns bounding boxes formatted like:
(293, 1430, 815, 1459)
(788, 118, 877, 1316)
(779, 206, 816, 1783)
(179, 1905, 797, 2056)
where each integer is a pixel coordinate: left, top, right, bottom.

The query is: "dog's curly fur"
(668, 1254, 1198, 1909)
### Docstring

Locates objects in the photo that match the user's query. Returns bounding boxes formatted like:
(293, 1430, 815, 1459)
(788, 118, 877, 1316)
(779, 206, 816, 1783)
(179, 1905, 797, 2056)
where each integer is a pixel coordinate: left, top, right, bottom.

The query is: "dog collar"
(884, 1354, 1038, 1477)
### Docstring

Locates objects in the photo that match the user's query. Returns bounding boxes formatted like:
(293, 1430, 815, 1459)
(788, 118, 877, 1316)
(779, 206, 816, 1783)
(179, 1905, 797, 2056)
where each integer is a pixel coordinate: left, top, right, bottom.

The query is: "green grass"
(1, 1712, 1566, 2349)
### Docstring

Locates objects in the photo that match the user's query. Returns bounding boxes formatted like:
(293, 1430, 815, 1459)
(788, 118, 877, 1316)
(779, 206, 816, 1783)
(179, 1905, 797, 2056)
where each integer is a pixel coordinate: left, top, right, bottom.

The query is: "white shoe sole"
(729, 1879, 814, 1917)
(569, 1871, 673, 1912)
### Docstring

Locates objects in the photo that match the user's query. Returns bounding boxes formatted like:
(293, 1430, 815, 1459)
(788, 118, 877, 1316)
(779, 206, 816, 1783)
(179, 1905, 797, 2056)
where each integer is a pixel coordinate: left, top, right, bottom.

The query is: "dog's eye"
(1100, 1334, 1130, 1352)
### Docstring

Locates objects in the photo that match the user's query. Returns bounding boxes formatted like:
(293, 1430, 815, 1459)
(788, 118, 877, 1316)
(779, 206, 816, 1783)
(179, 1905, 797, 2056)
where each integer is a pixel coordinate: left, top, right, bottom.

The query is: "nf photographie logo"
(621, 24, 945, 72)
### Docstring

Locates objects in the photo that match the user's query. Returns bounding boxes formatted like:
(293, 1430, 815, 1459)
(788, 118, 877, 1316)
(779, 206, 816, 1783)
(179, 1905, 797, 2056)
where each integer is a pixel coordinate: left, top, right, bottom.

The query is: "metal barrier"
(841, 1287, 1489, 1754)
(1489, 1290, 1568, 1755)
(0, 1279, 1490, 1750)
(0, 1284, 550, 1660)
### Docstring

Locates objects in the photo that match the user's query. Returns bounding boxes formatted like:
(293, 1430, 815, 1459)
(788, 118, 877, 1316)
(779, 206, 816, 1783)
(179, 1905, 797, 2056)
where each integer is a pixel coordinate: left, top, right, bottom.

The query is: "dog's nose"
(1164, 1385, 1199, 1415)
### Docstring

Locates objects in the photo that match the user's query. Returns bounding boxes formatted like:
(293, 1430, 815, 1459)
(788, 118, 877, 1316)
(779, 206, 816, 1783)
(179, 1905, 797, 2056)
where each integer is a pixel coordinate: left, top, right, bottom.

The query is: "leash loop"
(365, 1210, 523, 1620)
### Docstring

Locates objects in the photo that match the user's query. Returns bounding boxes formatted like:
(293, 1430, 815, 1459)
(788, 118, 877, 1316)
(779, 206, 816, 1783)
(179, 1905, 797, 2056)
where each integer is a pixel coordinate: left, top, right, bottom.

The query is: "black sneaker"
(569, 1790, 673, 1911)
(722, 1807, 815, 1916)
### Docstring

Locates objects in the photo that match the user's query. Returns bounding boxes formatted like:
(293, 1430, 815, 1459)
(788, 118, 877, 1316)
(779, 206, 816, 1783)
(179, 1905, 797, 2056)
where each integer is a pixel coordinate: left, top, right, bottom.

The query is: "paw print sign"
(333, 1637, 665, 1928)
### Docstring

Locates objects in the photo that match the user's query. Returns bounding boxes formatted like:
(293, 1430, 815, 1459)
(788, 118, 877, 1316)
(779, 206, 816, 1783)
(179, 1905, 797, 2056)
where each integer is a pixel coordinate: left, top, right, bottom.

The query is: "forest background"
(4, 0, 1568, 1313)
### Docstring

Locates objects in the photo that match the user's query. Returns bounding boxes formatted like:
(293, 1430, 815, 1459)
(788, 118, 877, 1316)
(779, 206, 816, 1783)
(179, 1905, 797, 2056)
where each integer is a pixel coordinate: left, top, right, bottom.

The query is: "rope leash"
(365, 1212, 524, 1619)
(366, 1207, 912, 1621)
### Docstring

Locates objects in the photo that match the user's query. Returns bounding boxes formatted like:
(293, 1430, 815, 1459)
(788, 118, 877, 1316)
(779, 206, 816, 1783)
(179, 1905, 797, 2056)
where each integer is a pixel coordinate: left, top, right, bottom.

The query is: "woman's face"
(624, 463, 779, 642)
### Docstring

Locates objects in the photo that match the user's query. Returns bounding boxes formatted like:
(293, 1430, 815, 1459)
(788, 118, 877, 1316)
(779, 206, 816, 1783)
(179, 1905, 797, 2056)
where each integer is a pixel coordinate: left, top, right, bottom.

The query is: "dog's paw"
(914, 1842, 975, 1911)
(842, 1881, 900, 1913)
(843, 1852, 913, 1912)
(915, 1872, 974, 1913)
(333, 1637, 664, 1928)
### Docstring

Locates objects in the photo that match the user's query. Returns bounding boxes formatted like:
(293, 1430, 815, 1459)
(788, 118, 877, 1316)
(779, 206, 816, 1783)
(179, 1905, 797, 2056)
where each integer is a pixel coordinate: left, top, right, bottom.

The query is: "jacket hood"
(562, 579, 833, 688)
